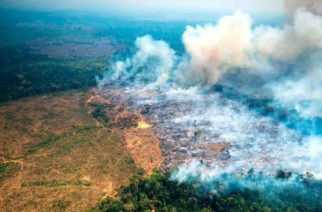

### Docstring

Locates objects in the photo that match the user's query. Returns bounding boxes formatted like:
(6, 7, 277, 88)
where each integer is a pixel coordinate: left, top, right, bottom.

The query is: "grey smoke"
(97, 0, 322, 187)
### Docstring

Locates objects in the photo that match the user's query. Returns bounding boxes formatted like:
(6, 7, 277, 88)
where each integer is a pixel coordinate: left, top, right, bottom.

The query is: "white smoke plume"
(99, 6, 322, 118)
(255, 8, 322, 61)
(181, 8, 322, 86)
(270, 63, 322, 118)
(98, 35, 176, 88)
(100, 3, 322, 91)
(97, 0, 322, 185)
(176, 6, 322, 118)
(168, 1, 322, 183)
(181, 11, 254, 85)
(264, 0, 322, 118)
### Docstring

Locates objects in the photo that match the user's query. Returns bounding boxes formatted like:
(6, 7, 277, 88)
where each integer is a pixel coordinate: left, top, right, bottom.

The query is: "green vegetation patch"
(0, 162, 20, 184)
(21, 180, 91, 187)
(0, 59, 107, 102)
(92, 104, 110, 126)
(93, 171, 322, 212)
(52, 199, 71, 210)
(0, 163, 7, 174)
(27, 135, 60, 154)
(0, 45, 109, 102)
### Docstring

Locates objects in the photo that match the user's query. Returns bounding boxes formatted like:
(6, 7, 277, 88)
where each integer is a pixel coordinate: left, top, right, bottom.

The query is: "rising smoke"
(98, 35, 176, 88)
(180, 5, 322, 118)
(106, 5, 322, 117)
(99, 0, 322, 188)
(181, 7, 322, 84)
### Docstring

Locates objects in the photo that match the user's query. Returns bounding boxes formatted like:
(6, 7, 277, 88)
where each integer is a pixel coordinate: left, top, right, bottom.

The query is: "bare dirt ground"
(124, 126, 163, 175)
(87, 92, 164, 175)
(0, 90, 163, 211)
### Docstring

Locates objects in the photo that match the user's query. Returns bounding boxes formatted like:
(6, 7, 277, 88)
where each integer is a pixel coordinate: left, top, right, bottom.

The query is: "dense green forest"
(0, 46, 108, 102)
(93, 171, 322, 212)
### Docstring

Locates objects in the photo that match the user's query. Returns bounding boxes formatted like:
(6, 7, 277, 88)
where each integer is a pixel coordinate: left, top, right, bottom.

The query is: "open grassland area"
(0, 91, 142, 211)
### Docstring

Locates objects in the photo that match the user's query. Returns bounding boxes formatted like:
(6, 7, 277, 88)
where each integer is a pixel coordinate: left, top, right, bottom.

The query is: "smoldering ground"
(98, 0, 322, 201)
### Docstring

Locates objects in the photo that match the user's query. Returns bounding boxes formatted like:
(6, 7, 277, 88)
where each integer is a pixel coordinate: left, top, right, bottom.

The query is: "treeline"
(93, 171, 322, 212)
(0, 46, 107, 102)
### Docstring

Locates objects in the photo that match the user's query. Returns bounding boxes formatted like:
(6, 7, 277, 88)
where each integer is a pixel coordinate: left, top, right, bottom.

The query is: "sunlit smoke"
(98, 0, 322, 189)
(98, 35, 176, 88)
(181, 11, 254, 85)
(180, 8, 322, 86)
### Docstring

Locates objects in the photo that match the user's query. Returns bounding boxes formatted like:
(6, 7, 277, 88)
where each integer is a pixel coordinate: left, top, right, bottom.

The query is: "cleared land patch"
(0, 91, 158, 211)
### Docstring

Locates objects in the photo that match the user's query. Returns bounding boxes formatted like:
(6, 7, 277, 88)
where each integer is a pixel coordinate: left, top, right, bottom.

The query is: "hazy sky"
(0, 0, 284, 15)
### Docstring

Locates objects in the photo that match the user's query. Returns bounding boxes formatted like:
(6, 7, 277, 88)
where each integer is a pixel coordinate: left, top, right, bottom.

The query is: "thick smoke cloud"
(182, 8, 322, 85)
(170, 1, 322, 183)
(270, 64, 322, 118)
(181, 12, 254, 85)
(266, 0, 322, 118)
(255, 8, 322, 61)
(180, 5, 322, 118)
(104, 6, 322, 118)
(99, 0, 322, 189)
(98, 35, 176, 88)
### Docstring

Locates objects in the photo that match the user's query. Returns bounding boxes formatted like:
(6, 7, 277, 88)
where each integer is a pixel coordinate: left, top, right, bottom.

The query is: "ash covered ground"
(97, 3, 322, 184)
(99, 83, 318, 180)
